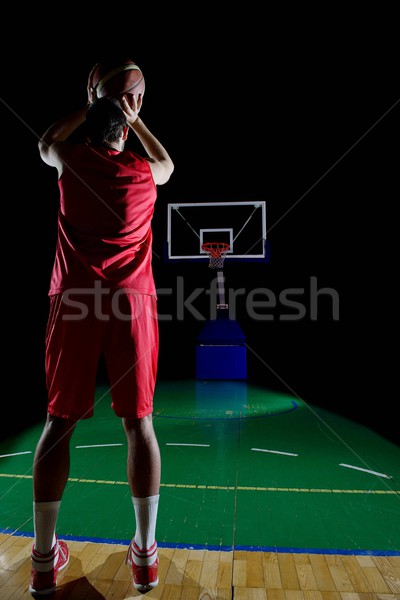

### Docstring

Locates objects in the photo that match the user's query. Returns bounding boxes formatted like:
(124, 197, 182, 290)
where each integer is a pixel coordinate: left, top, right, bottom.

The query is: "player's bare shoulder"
(38, 140, 74, 178)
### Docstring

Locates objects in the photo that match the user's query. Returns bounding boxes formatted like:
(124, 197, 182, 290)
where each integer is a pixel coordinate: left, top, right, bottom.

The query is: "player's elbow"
(154, 159, 174, 185)
(38, 138, 49, 162)
(162, 160, 175, 183)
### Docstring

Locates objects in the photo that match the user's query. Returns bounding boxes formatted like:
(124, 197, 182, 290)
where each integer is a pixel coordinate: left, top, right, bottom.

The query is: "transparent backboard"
(166, 201, 268, 262)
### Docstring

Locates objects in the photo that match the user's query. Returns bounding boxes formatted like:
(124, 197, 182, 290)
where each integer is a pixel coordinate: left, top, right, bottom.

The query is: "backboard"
(165, 201, 268, 263)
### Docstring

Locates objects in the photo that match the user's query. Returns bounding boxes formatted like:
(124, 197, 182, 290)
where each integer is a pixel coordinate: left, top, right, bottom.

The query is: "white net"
(208, 254, 226, 269)
(202, 243, 230, 269)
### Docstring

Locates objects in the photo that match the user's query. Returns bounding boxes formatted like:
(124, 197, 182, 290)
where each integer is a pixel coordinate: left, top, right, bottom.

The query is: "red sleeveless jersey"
(49, 144, 158, 296)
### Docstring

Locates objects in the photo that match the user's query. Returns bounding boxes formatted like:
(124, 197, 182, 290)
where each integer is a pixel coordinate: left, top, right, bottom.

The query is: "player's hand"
(119, 93, 142, 125)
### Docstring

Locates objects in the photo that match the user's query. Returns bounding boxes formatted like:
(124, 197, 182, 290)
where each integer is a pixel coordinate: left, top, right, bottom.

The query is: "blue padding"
(197, 317, 246, 344)
(196, 345, 247, 380)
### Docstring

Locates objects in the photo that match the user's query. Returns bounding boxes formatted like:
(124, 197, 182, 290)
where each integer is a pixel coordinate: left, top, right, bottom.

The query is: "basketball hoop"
(202, 242, 230, 269)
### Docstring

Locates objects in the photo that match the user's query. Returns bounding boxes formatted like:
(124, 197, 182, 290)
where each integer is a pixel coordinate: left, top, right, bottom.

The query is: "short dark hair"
(85, 97, 127, 145)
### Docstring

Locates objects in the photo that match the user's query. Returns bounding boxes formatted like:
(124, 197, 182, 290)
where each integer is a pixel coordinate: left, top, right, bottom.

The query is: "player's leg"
(123, 414, 161, 498)
(123, 414, 161, 592)
(104, 291, 161, 591)
(123, 414, 161, 549)
(33, 414, 77, 502)
(30, 415, 76, 595)
(30, 293, 102, 594)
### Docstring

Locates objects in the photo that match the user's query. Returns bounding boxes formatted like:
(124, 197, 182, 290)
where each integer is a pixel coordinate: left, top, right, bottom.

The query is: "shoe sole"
(29, 584, 57, 596)
(134, 577, 159, 593)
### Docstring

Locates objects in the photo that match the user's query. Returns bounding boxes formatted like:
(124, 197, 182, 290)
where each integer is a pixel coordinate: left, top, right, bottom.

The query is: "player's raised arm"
(120, 95, 174, 186)
(38, 107, 87, 175)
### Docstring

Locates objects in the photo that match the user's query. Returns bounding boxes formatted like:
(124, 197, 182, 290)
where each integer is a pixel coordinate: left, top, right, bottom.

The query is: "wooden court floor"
(1, 534, 400, 599)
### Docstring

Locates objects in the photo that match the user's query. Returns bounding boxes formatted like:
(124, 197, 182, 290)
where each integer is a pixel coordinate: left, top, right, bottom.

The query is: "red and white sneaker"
(29, 538, 69, 596)
(126, 539, 159, 593)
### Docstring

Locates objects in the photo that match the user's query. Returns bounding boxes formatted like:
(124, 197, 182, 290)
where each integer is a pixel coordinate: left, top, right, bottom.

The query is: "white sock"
(33, 500, 61, 554)
(132, 495, 159, 551)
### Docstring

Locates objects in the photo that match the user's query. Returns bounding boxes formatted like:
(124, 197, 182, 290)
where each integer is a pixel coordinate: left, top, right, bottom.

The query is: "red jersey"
(49, 144, 157, 296)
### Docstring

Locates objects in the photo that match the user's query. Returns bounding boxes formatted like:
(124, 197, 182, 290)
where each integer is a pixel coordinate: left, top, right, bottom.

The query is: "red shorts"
(45, 290, 159, 420)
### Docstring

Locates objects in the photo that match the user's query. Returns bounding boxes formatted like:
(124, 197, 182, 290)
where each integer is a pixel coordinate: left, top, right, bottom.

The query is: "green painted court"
(1, 380, 399, 554)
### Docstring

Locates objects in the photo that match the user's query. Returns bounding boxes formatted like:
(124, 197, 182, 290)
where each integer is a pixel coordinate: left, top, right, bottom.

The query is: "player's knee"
(123, 414, 154, 436)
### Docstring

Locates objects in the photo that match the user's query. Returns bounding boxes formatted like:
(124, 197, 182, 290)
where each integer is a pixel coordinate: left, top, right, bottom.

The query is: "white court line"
(166, 443, 210, 447)
(0, 451, 32, 458)
(252, 448, 298, 457)
(75, 444, 123, 449)
(339, 463, 392, 479)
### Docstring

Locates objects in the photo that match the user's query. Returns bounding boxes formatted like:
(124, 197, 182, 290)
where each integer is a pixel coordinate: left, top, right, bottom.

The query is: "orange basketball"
(89, 59, 145, 101)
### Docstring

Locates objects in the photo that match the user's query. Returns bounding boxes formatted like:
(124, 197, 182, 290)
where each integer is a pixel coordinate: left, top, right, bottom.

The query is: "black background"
(1, 9, 398, 444)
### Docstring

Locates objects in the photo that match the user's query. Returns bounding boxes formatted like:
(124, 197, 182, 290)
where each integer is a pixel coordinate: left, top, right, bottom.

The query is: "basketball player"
(29, 91, 174, 595)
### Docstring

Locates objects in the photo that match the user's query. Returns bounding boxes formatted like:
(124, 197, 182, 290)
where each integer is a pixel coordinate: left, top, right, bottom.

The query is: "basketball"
(89, 59, 145, 101)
